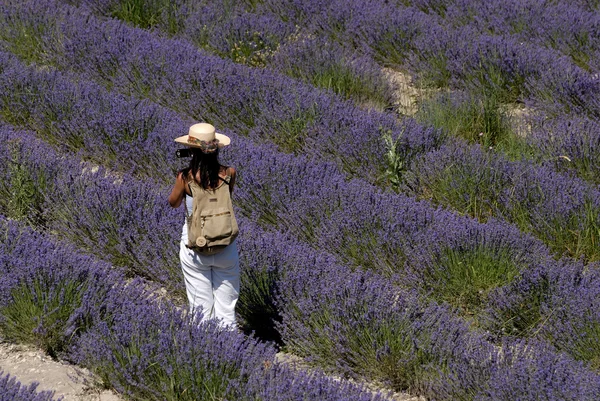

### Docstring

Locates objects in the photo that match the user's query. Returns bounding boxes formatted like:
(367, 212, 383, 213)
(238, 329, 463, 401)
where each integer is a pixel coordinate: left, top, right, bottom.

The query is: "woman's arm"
(167, 172, 187, 208)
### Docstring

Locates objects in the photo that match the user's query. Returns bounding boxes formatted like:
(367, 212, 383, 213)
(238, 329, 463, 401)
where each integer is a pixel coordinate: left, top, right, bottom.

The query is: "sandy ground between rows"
(0, 342, 120, 401)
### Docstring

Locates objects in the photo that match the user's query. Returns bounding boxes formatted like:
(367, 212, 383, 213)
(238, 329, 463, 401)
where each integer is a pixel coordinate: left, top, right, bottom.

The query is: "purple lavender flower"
(0, 371, 61, 401)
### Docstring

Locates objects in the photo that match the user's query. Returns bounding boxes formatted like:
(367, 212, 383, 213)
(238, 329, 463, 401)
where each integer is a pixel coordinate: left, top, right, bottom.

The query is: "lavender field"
(1, 0, 600, 399)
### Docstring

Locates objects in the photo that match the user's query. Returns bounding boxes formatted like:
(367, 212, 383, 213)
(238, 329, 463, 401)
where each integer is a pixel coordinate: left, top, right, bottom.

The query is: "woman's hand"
(167, 172, 187, 208)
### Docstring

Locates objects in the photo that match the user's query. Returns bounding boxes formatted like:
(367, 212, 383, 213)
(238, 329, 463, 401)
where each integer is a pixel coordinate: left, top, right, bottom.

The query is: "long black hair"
(179, 147, 224, 190)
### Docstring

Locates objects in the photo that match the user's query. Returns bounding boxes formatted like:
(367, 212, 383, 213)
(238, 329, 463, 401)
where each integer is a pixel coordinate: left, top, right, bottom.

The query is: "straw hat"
(174, 123, 231, 150)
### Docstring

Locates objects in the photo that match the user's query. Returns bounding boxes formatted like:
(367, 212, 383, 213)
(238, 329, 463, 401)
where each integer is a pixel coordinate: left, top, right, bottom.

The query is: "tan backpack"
(185, 172, 239, 255)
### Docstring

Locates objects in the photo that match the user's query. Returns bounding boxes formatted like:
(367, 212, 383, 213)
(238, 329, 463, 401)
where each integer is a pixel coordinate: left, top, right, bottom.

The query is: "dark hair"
(180, 147, 224, 190)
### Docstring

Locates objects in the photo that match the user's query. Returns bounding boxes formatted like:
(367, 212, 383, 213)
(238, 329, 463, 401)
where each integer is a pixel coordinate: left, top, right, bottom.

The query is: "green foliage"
(335, 228, 403, 275)
(6, 159, 38, 220)
(0, 11, 49, 64)
(380, 128, 407, 191)
(424, 246, 521, 318)
(229, 31, 276, 67)
(0, 276, 88, 358)
(86, 316, 245, 401)
(110, 0, 183, 34)
(567, 321, 600, 369)
(408, 152, 505, 222)
(239, 0, 264, 12)
(370, 30, 414, 68)
(306, 63, 393, 110)
(342, 317, 438, 392)
(263, 103, 319, 154)
(493, 276, 550, 338)
(416, 92, 517, 150)
(418, 54, 452, 88)
(189, 27, 278, 68)
(0, 146, 47, 225)
(474, 63, 526, 105)
(508, 198, 600, 263)
(545, 135, 600, 187)
(283, 300, 441, 393)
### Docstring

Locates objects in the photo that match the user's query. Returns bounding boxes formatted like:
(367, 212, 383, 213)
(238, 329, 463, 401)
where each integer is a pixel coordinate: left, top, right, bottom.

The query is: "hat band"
(188, 136, 220, 153)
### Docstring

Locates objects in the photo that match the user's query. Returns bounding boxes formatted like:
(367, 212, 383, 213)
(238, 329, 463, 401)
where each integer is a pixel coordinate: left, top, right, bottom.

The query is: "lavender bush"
(269, 36, 394, 109)
(274, 241, 472, 393)
(404, 141, 515, 221)
(428, 337, 600, 400)
(415, 91, 519, 151)
(537, 260, 600, 369)
(402, 213, 549, 322)
(405, 140, 600, 261)
(500, 163, 600, 262)
(527, 114, 600, 185)
(486, 256, 600, 367)
(0, 216, 125, 358)
(0, 124, 185, 293)
(476, 339, 600, 400)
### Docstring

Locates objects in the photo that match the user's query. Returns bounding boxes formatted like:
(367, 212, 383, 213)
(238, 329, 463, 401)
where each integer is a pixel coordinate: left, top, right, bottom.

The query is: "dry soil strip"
(0, 342, 120, 401)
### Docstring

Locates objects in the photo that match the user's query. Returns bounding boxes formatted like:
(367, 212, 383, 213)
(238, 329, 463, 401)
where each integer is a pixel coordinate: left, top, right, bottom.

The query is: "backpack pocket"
(201, 207, 233, 240)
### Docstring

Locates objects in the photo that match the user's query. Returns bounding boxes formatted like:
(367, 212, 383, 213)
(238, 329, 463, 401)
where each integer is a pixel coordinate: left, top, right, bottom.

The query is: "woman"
(167, 123, 239, 329)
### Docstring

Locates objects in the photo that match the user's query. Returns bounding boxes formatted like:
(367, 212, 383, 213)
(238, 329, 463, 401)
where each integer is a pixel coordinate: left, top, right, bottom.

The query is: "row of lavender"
(0, 51, 548, 335)
(0, 37, 599, 390)
(73, 0, 600, 98)
(0, 1, 599, 265)
(2, 120, 600, 399)
(76, 0, 600, 185)
(86, 0, 599, 262)
(303, 0, 600, 183)
(0, 212, 388, 400)
(0, 0, 598, 354)
(0, 46, 592, 340)
(0, 0, 435, 183)
(1, 0, 600, 396)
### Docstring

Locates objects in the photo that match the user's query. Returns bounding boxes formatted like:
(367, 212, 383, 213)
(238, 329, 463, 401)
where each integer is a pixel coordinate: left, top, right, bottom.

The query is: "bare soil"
(0, 342, 120, 401)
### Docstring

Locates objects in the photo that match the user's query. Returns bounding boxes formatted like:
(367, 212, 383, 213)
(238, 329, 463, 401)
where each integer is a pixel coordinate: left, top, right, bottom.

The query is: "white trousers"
(179, 239, 240, 328)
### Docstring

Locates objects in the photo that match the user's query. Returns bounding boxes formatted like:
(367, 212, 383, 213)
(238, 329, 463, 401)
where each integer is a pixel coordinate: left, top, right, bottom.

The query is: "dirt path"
(0, 342, 120, 401)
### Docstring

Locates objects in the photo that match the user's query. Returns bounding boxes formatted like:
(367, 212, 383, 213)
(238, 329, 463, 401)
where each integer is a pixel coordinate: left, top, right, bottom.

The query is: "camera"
(176, 148, 192, 158)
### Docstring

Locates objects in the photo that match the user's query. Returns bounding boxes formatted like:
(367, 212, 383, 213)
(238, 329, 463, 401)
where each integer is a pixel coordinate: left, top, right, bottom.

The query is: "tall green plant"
(380, 128, 406, 191)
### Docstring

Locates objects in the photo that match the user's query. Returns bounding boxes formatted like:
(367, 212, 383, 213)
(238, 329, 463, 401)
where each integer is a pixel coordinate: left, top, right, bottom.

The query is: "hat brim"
(174, 132, 231, 148)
